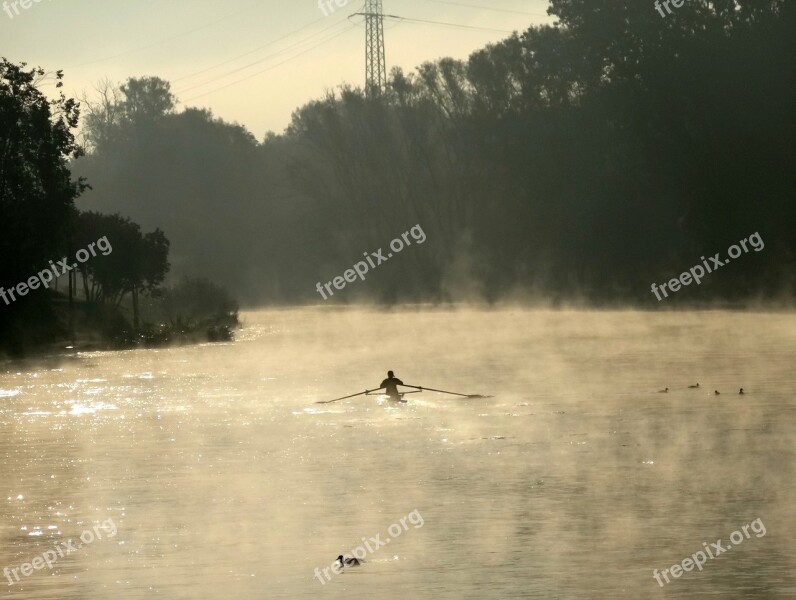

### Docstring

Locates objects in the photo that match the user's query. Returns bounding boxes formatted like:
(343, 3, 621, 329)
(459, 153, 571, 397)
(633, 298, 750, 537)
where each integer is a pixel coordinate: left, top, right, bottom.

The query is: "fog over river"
(1, 308, 794, 599)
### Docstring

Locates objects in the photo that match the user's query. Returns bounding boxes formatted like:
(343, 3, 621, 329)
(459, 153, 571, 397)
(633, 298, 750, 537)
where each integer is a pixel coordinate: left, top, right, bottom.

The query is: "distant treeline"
(0, 64, 238, 356)
(72, 0, 794, 305)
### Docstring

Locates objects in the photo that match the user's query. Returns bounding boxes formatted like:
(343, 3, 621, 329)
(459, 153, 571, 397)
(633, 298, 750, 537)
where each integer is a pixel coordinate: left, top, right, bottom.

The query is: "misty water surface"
(1, 308, 794, 599)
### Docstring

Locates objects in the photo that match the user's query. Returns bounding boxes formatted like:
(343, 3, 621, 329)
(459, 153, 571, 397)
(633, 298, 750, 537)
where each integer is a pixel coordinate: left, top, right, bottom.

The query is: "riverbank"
(0, 290, 238, 360)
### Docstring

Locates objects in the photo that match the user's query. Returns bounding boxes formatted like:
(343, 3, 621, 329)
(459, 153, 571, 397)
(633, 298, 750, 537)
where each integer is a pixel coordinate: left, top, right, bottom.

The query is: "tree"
(160, 277, 238, 329)
(74, 212, 170, 328)
(78, 78, 123, 153)
(79, 76, 176, 152)
(0, 60, 86, 284)
(0, 59, 87, 352)
(119, 76, 176, 123)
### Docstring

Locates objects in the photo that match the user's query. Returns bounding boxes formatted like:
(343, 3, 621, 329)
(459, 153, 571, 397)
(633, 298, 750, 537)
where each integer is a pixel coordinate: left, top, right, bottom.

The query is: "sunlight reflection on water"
(0, 308, 794, 599)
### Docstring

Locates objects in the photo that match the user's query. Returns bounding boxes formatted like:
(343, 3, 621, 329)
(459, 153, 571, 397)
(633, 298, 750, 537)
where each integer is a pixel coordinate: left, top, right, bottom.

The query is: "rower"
(380, 370, 404, 400)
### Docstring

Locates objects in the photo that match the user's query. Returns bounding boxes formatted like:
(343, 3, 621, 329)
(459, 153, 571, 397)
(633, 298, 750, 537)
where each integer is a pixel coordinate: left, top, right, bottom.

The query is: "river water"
(0, 307, 794, 599)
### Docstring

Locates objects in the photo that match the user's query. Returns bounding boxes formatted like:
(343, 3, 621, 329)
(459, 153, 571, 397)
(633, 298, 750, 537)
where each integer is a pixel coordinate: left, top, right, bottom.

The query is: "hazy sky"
(2, 0, 554, 136)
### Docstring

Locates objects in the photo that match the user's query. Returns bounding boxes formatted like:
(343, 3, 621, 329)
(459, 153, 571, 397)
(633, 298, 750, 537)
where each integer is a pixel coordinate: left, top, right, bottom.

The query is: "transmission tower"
(364, 0, 387, 96)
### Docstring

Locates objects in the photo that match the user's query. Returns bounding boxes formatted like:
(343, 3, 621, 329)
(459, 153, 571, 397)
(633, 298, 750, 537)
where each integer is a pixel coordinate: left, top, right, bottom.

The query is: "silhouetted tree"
(0, 60, 87, 353)
(74, 212, 169, 328)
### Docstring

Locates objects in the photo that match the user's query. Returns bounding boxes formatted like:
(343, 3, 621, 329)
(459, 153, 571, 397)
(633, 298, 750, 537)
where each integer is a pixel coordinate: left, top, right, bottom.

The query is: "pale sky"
(3, 0, 555, 137)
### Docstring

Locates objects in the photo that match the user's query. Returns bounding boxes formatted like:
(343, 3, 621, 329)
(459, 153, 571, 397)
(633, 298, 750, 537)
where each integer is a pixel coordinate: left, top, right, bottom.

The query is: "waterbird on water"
(714, 390, 721, 395)
(658, 387, 669, 393)
(337, 555, 363, 567)
(688, 383, 700, 388)
(739, 388, 745, 395)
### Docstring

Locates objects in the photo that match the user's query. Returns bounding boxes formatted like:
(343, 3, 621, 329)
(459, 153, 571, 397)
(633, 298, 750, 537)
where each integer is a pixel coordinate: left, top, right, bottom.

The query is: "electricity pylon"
(363, 0, 387, 96)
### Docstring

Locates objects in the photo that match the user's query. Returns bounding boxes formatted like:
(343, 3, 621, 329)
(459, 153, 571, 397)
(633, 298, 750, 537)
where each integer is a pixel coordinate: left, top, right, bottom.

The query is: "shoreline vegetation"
(0, 64, 240, 361)
(1, 278, 240, 360)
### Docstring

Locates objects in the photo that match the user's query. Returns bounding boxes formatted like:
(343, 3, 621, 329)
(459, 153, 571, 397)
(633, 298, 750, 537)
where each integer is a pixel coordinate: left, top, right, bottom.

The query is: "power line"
(67, 1, 520, 107)
(182, 24, 358, 103)
(172, 16, 331, 84)
(175, 18, 352, 96)
(392, 15, 516, 34)
(182, 24, 356, 102)
(349, 11, 516, 34)
(420, 0, 549, 18)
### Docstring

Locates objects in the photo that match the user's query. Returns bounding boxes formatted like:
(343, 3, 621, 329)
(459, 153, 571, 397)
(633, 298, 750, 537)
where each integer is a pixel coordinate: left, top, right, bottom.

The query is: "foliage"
(159, 276, 239, 329)
(0, 59, 88, 353)
(0, 59, 87, 287)
(72, 4, 796, 304)
(74, 211, 169, 305)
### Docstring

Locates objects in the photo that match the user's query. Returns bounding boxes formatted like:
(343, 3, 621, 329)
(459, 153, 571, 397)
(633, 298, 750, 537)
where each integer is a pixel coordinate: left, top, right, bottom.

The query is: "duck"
(714, 390, 720, 395)
(337, 555, 363, 568)
(688, 383, 699, 389)
(658, 387, 669, 393)
(739, 388, 745, 395)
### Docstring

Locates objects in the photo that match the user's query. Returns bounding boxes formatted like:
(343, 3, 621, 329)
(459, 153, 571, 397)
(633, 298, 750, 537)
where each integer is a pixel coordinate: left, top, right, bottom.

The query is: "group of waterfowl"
(658, 383, 745, 395)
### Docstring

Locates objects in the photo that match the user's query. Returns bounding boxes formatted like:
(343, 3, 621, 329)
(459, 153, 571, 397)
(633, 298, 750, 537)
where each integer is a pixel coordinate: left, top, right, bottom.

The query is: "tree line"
(74, 0, 794, 305)
(7, 0, 796, 321)
(0, 63, 237, 356)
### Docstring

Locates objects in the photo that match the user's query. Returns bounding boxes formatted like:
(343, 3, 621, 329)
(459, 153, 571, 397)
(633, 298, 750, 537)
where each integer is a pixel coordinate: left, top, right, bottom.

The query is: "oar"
(316, 388, 384, 404)
(402, 384, 490, 399)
